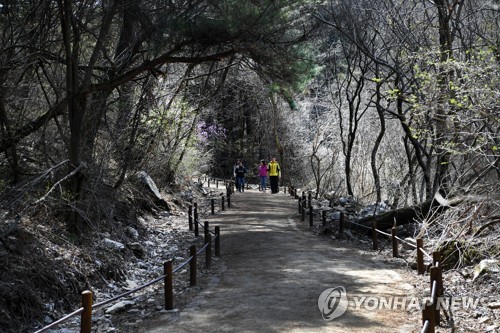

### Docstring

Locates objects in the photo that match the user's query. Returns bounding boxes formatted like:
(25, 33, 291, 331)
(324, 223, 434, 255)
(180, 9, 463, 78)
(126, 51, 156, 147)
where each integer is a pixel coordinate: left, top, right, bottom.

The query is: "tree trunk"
(60, 0, 118, 233)
(371, 65, 385, 203)
(432, 0, 463, 195)
(350, 198, 442, 233)
(0, 84, 20, 183)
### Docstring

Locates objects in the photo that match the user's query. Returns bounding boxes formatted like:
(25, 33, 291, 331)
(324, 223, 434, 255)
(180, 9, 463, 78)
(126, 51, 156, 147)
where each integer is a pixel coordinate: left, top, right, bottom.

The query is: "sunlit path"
(140, 189, 413, 333)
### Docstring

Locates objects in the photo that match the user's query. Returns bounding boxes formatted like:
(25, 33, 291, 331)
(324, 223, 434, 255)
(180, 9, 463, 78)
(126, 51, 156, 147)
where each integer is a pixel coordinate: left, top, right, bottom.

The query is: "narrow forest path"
(140, 189, 415, 333)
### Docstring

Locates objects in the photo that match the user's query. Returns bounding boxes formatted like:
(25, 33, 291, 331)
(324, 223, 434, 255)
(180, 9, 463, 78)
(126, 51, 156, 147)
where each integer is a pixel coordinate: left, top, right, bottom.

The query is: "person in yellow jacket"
(267, 156, 281, 194)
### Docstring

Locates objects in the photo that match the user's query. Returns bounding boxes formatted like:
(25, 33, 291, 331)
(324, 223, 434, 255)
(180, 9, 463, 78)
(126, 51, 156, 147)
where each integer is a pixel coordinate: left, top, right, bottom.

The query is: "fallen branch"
(34, 162, 86, 204)
(473, 217, 500, 237)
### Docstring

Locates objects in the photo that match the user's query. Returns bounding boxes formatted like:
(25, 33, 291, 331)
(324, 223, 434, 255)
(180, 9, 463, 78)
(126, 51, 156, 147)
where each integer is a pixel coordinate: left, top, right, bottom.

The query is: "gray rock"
(105, 300, 136, 314)
(488, 302, 500, 309)
(330, 211, 341, 220)
(102, 238, 125, 251)
(125, 226, 139, 239)
(402, 237, 417, 250)
(137, 171, 162, 200)
(137, 171, 170, 210)
(473, 259, 500, 281)
(127, 242, 145, 258)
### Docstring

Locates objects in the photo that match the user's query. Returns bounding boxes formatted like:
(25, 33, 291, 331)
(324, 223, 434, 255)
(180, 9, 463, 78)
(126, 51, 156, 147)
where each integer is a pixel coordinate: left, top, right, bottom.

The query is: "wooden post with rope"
(81, 291, 93, 333)
(190, 245, 197, 286)
(215, 226, 221, 257)
(391, 227, 398, 257)
(164, 261, 173, 310)
(371, 221, 378, 250)
(417, 238, 425, 274)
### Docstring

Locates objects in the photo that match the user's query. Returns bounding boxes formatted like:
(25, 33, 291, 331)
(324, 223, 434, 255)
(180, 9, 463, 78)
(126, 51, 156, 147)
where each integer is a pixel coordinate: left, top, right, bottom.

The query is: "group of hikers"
(233, 157, 281, 193)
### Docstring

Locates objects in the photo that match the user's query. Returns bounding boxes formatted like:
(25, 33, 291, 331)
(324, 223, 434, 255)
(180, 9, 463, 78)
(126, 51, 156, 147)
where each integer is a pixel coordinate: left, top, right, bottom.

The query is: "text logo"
(317, 286, 348, 321)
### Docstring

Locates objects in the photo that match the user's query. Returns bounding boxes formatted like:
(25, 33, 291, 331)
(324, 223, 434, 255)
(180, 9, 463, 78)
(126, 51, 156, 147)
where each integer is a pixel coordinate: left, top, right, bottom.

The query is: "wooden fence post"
(80, 290, 93, 333)
(432, 251, 440, 267)
(221, 196, 225, 211)
(164, 261, 173, 310)
(188, 205, 193, 231)
(206, 233, 212, 268)
(194, 202, 198, 219)
(430, 267, 441, 326)
(436, 264, 443, 299)
(339, 212, 344, 234)
(308, 192, 312, 209)
(371, 221, 378, 250)
(301, 198, 306, 222)
(309, 206, 313, 227)
(194, 203, 199, 237)
(391, 227, 398, 257)
(417, 238, 425, 274)
(211, 199, 215, 214)
(215, 226, 221, 257)
(322, 210, 326, 227)
(190, 245, 197, 286)
(422, 301, 435, 333)
(204, 221, 209, 244)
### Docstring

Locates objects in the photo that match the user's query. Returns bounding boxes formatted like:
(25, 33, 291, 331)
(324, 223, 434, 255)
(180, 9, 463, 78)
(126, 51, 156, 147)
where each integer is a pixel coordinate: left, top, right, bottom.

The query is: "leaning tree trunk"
(353, 198, 438, 233)
(348, 193, 466, 234)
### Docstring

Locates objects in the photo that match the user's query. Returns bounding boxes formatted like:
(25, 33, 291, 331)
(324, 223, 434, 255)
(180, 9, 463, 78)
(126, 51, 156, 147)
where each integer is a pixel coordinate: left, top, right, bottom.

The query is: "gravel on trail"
(140, 189, 415, 333)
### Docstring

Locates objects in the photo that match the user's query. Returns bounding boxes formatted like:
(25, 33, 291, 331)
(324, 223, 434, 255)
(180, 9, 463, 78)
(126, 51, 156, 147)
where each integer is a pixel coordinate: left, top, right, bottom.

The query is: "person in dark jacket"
(233, 160, 247, 192)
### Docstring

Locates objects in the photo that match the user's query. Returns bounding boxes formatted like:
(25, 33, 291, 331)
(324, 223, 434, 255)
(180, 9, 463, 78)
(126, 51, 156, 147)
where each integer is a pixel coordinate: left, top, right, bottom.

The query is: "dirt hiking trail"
(141, 189, 415, 333)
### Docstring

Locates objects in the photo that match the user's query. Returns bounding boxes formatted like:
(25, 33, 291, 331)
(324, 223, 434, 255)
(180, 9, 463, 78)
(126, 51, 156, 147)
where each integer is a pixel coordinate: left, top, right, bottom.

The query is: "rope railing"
(375, 229, 392, 237)
(34, 307, 84, 333)
(419, 246, 434, 260)
(421, 320, 430, 333)
(173, 256, 194, 274)
(346, 220, 373, 230)
(196, 240, 211, 255)
(197, 219, 216, 235)
(93, 274, 166, 309)
(34, 176, 228, 333)
(394, 234, 418, 249)
(289, 185, 445, 333)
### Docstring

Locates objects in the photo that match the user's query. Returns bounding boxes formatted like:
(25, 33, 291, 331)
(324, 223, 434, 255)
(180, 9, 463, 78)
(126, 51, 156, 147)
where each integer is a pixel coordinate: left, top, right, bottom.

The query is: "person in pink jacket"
(258, 160, 268, 192)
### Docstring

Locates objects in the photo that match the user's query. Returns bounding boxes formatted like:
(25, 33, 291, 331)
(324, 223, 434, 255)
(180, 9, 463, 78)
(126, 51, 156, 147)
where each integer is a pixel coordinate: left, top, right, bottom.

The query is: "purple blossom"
(196, 121, 227, 144)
